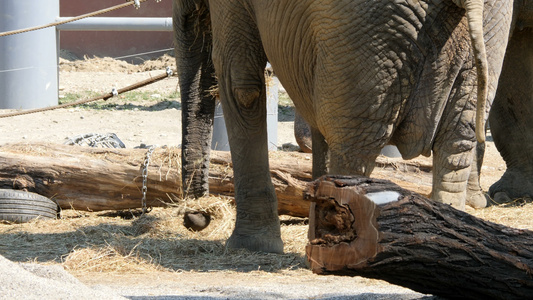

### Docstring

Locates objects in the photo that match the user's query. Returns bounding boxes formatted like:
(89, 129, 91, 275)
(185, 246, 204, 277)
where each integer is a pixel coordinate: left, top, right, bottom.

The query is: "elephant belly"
(257, 0, 473, 162)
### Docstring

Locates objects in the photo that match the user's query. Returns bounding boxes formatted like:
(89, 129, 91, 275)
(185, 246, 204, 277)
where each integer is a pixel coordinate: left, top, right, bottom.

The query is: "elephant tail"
(453, 0, 488, 143)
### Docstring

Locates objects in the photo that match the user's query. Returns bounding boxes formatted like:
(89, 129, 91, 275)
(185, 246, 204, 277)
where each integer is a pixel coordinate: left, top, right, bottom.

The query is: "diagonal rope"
(0, 69, 175, 119)
(0, 0, 148, 37)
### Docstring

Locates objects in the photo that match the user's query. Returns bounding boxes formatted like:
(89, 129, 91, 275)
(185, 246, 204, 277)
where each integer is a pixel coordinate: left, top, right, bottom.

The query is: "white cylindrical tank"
(0, 1, 59, 109)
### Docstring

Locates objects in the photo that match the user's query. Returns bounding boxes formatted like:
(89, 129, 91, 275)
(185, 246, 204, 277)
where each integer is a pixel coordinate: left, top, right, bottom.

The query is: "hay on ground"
(0, 195, 531, 276)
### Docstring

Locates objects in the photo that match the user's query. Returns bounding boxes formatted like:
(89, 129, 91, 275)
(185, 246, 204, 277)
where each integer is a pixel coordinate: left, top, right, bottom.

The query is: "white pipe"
(56, 17, 173, 31)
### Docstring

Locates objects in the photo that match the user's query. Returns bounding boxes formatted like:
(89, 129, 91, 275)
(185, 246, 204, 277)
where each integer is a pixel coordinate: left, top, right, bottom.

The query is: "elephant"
(174, 0, 531, 253)
(488, 25, 533, 204)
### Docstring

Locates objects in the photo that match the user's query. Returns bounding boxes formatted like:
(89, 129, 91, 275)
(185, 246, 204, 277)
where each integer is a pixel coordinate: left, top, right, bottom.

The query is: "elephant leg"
(210, 5, 282, 253)
(327, 138, 381, 177)
(488, 29, 533, 204)
(324, 121, 386, 177)
(431, 71, 478, 210)
(311, 127, 328, 179)
(294, 109, 328, 179)
(432, 148, 474, 211)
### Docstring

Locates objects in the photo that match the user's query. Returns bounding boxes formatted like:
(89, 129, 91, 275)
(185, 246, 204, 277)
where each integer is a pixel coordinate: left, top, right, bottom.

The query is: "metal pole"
(0, 0, 59, 109)
(56, 17, 173, 31)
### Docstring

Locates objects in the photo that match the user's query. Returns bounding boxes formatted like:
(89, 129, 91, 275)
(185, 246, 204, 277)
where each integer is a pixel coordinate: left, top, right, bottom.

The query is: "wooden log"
(0, 143, 313, 215)
(0, 143, 178, 211)
(210, 150, 313, 217)
(305, 175, 533, 300)
(0, 142, 432, 216)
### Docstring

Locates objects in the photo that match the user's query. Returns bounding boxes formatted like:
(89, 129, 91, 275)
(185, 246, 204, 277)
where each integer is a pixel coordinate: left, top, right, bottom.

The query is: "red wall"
(60, 0, 173, 63)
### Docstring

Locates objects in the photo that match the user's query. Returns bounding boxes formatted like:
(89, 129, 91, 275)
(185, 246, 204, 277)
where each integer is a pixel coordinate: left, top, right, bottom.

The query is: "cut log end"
(306, 176, 406, 273)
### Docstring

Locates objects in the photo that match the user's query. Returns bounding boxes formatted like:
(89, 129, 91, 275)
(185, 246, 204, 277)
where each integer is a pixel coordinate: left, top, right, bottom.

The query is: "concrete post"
(0, 0, 59, 109)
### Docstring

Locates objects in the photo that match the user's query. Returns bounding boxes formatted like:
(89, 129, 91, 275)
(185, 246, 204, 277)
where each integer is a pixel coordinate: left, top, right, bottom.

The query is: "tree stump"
(306, 175, 533, 300)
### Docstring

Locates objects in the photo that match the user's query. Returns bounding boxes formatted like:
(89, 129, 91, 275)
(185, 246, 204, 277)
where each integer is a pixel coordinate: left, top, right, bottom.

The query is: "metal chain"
(0, 0, 149, 38)
(141, 145, 156, 214)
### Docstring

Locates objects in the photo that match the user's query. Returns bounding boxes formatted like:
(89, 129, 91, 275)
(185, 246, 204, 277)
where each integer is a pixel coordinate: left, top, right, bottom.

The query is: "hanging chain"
(141, 145, 156, 214)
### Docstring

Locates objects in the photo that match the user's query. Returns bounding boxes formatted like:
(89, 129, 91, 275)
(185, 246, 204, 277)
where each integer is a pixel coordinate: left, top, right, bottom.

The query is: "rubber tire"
(0, 189, 59, 223)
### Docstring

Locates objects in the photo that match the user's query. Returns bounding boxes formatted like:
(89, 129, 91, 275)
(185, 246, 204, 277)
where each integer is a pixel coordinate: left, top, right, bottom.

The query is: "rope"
(0, 69, 175, 119)
(111, 48, 174, 61)
(0, 0, 148, 37)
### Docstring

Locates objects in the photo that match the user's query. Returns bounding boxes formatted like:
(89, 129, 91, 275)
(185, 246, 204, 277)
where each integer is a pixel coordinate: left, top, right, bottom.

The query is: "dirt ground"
(0, 55, 525, 299)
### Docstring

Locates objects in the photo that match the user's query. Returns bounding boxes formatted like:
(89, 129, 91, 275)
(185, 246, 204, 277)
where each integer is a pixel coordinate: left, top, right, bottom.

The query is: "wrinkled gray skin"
(174, 0, 531, 253)
(489, 22, 533, 204)
(294, 110, 312, 154)
(173, 2, 216, 199)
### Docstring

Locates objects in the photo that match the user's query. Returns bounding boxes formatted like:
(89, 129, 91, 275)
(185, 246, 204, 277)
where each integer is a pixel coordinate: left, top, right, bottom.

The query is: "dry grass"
(468, 201, 533, 230)
(59, 53, 177, 73)
(0, 196, 307, 275)
(0, 195, 531, 277)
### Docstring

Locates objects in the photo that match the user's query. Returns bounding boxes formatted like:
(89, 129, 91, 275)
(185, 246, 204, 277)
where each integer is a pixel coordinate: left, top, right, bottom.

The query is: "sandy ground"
(0, 56, 508, 299)
(1, 70, 297, 151)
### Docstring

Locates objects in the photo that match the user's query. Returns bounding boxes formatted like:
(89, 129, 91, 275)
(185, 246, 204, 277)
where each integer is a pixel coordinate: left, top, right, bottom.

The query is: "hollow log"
(306, 175, 533, 300)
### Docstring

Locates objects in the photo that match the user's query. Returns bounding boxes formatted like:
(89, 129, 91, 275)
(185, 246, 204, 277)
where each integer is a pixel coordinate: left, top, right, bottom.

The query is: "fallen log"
(305, 175, 533, 300)
(0, 143, 313, 215)
(0, 142, 431, 216)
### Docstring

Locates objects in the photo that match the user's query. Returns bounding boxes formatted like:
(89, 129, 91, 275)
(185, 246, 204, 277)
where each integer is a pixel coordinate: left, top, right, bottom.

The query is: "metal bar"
(56, 17, 173, 31)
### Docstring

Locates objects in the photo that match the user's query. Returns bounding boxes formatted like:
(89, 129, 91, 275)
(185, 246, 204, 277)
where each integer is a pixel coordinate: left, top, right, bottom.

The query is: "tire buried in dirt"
(0, 189, 59, 223)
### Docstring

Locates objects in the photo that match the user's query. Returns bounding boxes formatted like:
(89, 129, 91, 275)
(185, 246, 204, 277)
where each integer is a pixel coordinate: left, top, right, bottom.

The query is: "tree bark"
(306, 175, 533, 300)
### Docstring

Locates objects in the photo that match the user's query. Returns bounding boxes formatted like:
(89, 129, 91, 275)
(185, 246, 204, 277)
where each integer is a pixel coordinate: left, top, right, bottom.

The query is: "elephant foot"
(431, 190, 466, 211)
(493, 192, 512, 204)
(226, 232, 284, 254)
(466, 190, 489, 209)
(226, 202, 283, 253)
(227, 186, 284, 253)
(489, 170, 533, 205)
